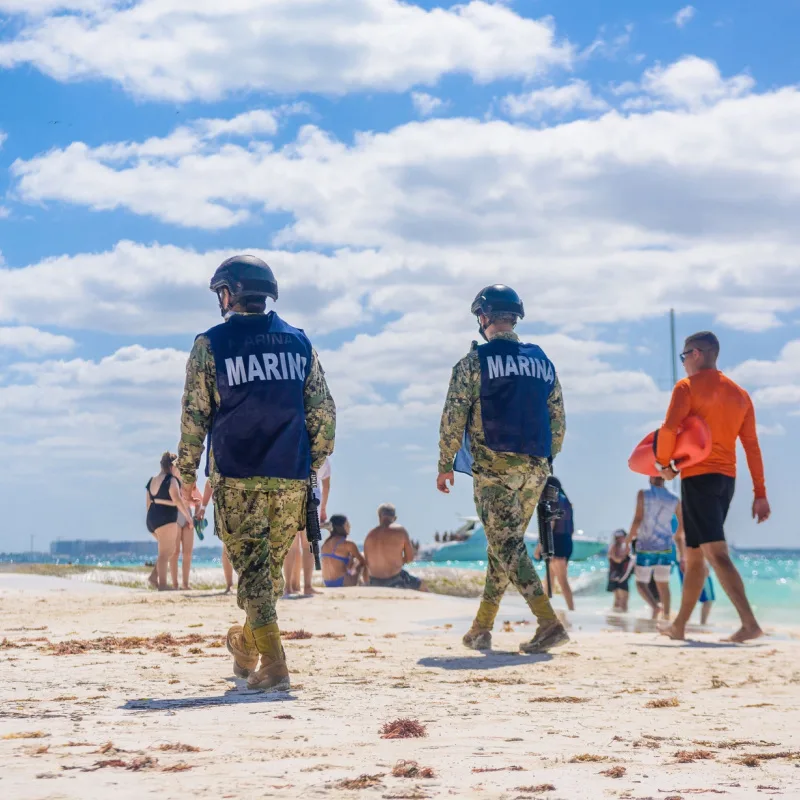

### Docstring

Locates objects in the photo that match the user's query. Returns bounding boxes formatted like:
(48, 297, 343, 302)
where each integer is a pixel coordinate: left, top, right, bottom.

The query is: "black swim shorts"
(681, 473, 735, 549)
(368, 569, 422, 590)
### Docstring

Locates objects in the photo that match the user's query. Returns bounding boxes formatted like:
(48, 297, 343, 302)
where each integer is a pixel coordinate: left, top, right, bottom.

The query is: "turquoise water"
(6, 551, 797, 627)
(410, 552, 800, 627)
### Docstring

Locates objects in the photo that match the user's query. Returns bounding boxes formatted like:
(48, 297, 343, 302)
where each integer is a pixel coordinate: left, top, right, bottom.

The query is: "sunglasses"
(679, 347, 703, 363)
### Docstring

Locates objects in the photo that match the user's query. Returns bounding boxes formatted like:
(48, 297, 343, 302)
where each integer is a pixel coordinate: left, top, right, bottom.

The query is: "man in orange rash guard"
(656, 331, 770, 644)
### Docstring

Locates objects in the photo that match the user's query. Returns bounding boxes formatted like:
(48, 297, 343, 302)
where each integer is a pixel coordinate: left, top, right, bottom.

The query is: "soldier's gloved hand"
(436, 472, 455, 494)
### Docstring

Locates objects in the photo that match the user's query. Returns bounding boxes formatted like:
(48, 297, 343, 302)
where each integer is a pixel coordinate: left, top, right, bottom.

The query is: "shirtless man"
(364, 504, 427, 591)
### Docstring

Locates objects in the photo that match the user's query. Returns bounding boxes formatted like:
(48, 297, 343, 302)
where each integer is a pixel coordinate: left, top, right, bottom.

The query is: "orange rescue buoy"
(628, 415, 712, 477)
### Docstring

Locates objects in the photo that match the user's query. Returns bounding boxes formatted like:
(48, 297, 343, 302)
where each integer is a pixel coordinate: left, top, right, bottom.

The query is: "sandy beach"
(2, 574, 799, 800)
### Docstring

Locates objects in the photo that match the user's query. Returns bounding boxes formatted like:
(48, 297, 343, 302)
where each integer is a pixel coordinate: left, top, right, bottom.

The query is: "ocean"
(34, 549, 799, 630)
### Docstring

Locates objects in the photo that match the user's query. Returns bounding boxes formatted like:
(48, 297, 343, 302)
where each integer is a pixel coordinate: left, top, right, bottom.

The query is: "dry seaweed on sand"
(44, 632, 212, 655)
(570, 754, 609, 763)
(599, 766, 626, 778)
(734, 751, 800, 766)
(155, 743, 201, 753)
(392, 760, 436, 779)
(162, 762, 194, 772)
(380, 719, 427, 739)
(281, 630, 313, 640)
(646, 697, 680, 708)
(472, 765, 523, 773)
(515, 786, 556, 795)
(336, 773, 384, 789)
(530, 696, 588, 704)
(2, 731, 49, 740)
(675, 749, 716, 763)
(318, 632, 346, 639)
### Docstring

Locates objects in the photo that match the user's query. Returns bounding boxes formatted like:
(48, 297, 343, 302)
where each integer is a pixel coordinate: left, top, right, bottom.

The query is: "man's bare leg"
(655, 581, 671, 619)
(700, 601, 713, 625)
(701, 541, 763, 642)
(222, 547, 234, 593)
(635, 581, 660, 619)
(661, 547, 705, 640)
(282, 534, 301, 596)
(553, 559, 574, 611)
(299, 530, 320, 596)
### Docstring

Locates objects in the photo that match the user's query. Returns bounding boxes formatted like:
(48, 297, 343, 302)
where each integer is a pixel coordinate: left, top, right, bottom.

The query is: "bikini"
(321, 537, 349, 588)
(146, 474, 179, 534)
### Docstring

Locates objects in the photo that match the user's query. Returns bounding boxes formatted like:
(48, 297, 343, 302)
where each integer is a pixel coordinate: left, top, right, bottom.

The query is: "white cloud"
(0, 206, 9, 219)
(0, 326, 75, 355)
(0, 131, 6, 149)
(411, 93, 446, 118)
(629, 56, 754, 110)
(502, 80, 608, 119)
(0, 0, 108, 13)
(728, 341, 800, 409)
(757, 422, 786, 437)
(673, 6, 696, 28)
(0, 1, 574, 101)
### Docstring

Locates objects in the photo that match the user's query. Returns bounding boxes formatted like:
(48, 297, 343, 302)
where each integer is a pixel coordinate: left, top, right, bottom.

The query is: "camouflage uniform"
(177, 313, 336, 630)
(438, 331, 566, 635)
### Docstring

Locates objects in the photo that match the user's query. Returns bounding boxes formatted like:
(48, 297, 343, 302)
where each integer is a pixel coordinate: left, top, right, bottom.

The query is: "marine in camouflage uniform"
(437, 286, 568, 654)
(177, 255, 335, 691)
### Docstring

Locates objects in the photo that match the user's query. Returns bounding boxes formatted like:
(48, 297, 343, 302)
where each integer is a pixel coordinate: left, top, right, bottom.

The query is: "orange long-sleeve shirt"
(656, 369, 767, 499)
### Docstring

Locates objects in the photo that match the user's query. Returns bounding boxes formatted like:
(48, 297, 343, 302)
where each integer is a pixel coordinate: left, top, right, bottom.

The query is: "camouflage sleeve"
(437, 355, 475, 474)
(305, 348, 336, 471)
(177, 335, 216, 485)
(549, 375, 566, 458)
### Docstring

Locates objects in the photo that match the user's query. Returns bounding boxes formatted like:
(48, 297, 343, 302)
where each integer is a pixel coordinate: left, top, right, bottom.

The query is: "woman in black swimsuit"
(146, 452, 194, 591)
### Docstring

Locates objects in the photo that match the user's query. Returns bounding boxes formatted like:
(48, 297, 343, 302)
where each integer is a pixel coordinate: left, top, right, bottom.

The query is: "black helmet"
(209, 255, 278, 302)
(470, 285, 525, 319)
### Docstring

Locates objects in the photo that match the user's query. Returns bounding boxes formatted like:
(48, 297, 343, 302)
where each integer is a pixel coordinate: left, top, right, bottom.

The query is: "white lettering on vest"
(505, 355, 519, 376)
(518, 355, 531, 376)
(279, 352, 289, 380)
(225, 356, 247, 386)
(263, 353, 282, 380)
(534, 359, 546, 379)
(248, 354, 266, 382)
(287, 352, 303, 380)
(545, 363, 554, 383)
(487, 355, 505, 379)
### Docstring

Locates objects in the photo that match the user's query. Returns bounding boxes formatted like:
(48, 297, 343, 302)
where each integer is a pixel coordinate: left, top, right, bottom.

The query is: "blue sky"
(1, 1, 799, 553)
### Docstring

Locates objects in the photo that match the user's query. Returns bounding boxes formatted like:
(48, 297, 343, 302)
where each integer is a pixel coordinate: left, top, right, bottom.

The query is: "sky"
(1, 1, 799, 554)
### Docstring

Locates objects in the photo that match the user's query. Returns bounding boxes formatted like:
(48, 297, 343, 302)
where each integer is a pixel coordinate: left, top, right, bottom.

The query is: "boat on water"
(418, 518, 608, 563)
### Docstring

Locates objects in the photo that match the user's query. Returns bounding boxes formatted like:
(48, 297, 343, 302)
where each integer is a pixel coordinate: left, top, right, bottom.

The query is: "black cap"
(470, 285, 525, 319)
(209, 255, 278, 302)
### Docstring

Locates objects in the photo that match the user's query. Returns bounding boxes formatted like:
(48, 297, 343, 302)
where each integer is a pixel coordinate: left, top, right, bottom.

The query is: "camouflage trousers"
(474, 465, 551, 615)
(213, 482, 306, 629)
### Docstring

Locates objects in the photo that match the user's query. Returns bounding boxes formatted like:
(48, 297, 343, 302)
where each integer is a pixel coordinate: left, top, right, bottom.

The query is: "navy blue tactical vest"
(454, 338, 555, 475)
(204, 312, 312, 480)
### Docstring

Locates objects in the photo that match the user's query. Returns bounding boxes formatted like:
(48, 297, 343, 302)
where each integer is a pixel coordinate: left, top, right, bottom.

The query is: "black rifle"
(306, 471, 323, 570)
(536, 475, 563, 598)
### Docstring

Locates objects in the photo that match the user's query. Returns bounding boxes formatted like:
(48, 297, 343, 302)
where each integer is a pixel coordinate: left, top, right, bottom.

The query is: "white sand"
(1, 577, 799, 799)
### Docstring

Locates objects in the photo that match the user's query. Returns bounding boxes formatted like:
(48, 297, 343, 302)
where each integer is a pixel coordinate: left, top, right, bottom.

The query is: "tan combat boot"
(520, 620, 569, 654)
(227, 623, 259, 678)
(463, 626, 492, 650)
(462, 600, 500, 651)
(248, 622, 290, 692)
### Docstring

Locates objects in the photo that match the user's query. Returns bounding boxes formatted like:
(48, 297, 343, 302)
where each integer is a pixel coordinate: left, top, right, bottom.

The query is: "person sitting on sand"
(321, 514, 366, 587)
(145, 452, 195, 591)
(626, 476, 683, 620)
(607, 529, 632, 612)
(657, 331, 770, 643)
(364, 504, 427, 591)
